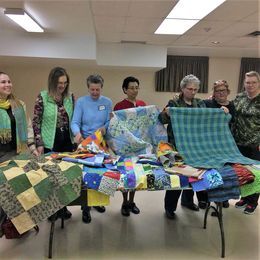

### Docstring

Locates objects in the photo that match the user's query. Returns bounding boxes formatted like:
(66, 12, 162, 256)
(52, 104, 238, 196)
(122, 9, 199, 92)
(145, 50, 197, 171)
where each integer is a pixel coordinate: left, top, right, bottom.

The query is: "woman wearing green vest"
(32, 67, 75, 220)
(0, 71, 38, 236)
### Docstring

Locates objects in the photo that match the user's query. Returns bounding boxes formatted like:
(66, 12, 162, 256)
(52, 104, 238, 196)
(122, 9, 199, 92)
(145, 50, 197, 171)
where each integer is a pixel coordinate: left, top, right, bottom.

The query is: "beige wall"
(2, 57, 241, 117)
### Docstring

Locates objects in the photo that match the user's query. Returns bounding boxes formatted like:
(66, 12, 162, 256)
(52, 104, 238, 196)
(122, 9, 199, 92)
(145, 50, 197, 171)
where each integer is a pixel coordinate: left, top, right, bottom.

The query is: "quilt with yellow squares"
(0, 154, 82, 234)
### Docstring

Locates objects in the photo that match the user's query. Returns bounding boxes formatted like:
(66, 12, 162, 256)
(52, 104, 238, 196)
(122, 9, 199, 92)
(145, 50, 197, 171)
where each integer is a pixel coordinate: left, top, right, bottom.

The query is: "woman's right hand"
(74, 133, 83, 144)
(37, 146, 44, 155)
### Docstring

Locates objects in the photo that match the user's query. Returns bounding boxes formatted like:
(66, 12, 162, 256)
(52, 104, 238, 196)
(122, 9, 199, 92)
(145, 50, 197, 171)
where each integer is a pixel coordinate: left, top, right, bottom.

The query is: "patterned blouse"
(33, 94, 75, 147)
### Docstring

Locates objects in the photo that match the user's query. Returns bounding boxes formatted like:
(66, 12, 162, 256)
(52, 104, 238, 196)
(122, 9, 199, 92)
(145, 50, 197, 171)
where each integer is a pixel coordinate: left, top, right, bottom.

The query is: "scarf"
(0, 99, 11, 110)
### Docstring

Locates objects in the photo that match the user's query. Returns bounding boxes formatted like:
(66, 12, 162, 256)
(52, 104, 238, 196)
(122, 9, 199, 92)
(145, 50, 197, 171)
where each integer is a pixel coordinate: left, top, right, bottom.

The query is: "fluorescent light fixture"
(155, 0, 226, 35)
(4, 8, 44, 33)
(155, 19, 199, 35)
(167, 0, 226, 20)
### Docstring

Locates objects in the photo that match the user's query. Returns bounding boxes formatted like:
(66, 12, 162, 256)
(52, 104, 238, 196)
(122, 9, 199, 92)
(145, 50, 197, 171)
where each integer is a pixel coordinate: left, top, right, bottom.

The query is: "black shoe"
(93, 206, 106, 213)
(129, 203, 140, 214)
(211, 211, 218, 217)
(121, 203, 130, 217)
(82, 210, 92, 223)
(198, 201, 207, 209)
(58, 207, 72, 219)
(165, 209, 175, 219)
(181, 203, 199, 211)
(222, 201, 229, 208)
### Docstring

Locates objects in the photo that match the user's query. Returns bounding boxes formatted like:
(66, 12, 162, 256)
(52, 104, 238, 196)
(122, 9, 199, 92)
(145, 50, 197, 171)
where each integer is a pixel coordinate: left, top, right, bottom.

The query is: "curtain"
(238, 58, 260, 93)
(155, 55, 209, 93)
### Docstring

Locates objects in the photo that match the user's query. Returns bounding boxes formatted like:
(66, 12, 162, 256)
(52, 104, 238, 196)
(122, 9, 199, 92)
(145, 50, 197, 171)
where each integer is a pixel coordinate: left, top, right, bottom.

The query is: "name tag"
(98, 105, 105, 111)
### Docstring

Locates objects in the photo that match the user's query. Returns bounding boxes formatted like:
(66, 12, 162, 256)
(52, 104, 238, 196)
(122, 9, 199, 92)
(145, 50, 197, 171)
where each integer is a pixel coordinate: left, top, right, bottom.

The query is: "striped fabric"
(169, 108, 257, 169)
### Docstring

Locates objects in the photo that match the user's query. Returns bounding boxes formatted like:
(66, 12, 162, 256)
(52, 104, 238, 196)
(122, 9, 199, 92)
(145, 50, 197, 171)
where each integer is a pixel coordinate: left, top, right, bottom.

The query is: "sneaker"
(235, 199, 247, 209)
(244, 204, 257, 215)
(121, 203, 130, 217)
(129, 203, 140, 214)
(93, 206, 106, 213)
(165, 209, 175, 219)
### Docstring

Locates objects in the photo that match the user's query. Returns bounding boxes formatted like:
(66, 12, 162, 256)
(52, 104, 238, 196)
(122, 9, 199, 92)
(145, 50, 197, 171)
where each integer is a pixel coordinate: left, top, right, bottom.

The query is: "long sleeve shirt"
(71, 95, 112, 138)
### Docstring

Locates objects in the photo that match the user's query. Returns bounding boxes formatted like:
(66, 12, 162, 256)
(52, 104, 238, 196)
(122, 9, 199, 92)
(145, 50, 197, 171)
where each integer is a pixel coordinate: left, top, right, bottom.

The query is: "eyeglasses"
(214, 89, 227, 93)
(128, 86, 140, 90)
(185, 87, 198, 92)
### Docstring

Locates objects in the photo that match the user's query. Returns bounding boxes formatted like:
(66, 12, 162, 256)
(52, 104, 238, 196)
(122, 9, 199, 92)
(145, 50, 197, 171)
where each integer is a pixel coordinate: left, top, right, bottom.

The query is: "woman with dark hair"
(114, 76, 146, 217)
(32, 67, 75, 219)
(0, 71, 37, 236)
(158, 74, 205, 219)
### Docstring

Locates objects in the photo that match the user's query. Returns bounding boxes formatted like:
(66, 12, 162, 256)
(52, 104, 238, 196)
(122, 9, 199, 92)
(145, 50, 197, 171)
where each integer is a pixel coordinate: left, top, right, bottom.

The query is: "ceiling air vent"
(247, 31, 260, 37)
(121, 40, 146, 44)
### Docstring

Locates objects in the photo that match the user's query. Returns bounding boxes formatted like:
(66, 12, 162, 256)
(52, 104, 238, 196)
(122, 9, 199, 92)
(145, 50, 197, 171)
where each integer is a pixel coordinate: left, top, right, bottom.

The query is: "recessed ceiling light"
(212, 41, 220, 44)
(155, 0, 226, 35)
(4, 8, 44, 33)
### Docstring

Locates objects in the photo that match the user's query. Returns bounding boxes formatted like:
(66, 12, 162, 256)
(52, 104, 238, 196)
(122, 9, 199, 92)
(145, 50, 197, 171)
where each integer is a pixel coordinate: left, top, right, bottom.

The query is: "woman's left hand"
(220, 106, 229, 114)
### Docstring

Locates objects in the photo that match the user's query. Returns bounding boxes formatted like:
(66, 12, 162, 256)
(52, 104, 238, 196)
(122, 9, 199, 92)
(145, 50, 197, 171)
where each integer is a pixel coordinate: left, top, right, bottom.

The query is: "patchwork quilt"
(106, 105, 167, 156)
(0, 154, 82, 234)
(169, 108, 258, 168)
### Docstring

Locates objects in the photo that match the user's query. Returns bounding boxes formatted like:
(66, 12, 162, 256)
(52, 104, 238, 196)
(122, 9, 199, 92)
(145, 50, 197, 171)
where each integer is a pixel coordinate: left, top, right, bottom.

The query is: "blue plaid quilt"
(169, 108, 257, 168)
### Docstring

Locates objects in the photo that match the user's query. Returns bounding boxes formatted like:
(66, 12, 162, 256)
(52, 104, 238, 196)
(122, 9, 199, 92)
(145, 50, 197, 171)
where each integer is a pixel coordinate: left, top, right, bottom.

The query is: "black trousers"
(165, 190, 194, 211)
(237, 144, 260, 207)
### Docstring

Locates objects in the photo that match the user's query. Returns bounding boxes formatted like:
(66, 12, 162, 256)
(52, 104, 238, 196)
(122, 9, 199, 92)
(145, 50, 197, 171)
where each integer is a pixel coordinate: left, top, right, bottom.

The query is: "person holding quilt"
(114, 76, 146, 217)
(71, 74, 112, 223)
(32, 67, 75, 220)
(0, 71, 38, 236)
(232, 71, 260, 215)
(158, 74, 206, 219)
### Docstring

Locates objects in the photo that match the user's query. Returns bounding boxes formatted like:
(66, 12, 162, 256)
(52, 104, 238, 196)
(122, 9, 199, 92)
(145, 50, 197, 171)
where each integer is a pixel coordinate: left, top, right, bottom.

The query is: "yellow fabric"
(26, 169, 48, 186)
(170, 175, 180, 188)
(11, 212, 36, 234)
(3, 167, 25, 180)
(87, 190, 110, 206)
(0, 99, 11, 109)
(16, 187, 41, 211)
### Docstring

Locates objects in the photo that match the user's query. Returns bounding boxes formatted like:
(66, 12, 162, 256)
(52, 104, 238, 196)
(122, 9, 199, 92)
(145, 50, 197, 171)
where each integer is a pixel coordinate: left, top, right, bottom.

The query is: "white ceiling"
(0, 0, 259, 68)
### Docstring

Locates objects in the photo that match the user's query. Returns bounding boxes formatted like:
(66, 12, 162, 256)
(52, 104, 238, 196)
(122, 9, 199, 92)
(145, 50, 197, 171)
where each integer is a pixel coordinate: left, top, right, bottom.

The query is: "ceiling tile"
(97, 31, 122, 43)
(215, 22, 258, 36)
(94, 16, 126, 33)
(172, 35, 209, 46)
(124, 17, 162, 33)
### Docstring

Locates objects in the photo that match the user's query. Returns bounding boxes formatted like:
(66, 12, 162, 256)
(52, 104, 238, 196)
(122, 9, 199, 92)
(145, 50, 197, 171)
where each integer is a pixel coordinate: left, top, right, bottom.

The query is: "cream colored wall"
(2, 57, 241, 117)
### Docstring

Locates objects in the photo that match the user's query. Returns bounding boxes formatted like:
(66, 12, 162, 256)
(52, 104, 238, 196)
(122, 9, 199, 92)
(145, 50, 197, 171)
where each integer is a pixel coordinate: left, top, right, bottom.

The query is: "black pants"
(165, 189, 195, 211)
(238, 144, 260, 207)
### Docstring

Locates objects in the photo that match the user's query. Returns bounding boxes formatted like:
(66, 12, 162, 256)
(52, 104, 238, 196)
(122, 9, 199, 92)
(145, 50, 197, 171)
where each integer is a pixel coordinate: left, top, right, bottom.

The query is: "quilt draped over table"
(0, 154, 82, 234)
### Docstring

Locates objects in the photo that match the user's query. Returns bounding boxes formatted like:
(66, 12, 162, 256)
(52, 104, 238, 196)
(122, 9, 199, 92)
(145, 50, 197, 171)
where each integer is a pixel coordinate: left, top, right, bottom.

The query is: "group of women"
(0, 68, 259, 228)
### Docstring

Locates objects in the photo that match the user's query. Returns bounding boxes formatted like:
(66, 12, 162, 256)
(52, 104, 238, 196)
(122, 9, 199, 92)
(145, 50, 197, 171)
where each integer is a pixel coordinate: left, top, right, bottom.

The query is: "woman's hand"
(220, 106, 229, 114)
(165, 107, 170, 116)
(74, 133, 83, 144)
(99, 127, 106, 135)
(37, 146, 44, 155)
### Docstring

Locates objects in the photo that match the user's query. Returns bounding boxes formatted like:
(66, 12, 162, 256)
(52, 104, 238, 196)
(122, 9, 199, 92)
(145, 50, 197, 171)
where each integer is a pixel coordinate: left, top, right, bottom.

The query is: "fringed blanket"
(169, 108, 258, 168)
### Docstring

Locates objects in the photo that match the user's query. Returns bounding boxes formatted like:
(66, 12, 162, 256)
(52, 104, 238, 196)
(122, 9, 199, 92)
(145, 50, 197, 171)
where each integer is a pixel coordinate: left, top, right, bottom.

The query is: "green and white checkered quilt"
(0, 154, 82, 234)
(169, 108, 257, 169)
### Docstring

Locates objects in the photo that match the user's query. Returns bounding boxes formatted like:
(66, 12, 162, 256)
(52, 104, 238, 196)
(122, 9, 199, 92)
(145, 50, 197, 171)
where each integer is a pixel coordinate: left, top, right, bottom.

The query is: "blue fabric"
(83, 172, 102, 189)
(169, 108, 258, 168)
(153, 167, 171, 190)
(106, 105, 167, 156)
(179, 175, 189, 188)
(207, 165, 240, 202)
(71, 95, 112, 138)
(191, 169, 223, 192)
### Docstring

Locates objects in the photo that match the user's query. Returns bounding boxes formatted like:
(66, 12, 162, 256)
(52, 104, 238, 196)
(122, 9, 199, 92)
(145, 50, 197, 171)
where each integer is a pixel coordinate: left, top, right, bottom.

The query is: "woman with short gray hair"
(158, 74, 206, 219)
